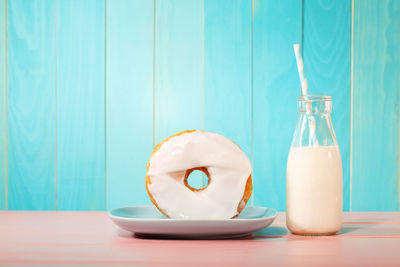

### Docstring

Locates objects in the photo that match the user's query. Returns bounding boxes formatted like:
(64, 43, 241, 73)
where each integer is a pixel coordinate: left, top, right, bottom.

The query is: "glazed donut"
(145, 130, 253, 219)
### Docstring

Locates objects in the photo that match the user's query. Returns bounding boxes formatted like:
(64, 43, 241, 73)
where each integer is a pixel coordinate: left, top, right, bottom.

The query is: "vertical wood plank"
(7, 0, 55, 210)
(0, 0, 6, 210)
(303, 0, 351, 211)
(352, 0, 399, 211)
(155, 0, 203, 141)
(204, 0, 252, 158)
(155, 0, 203, 187)
(252, 0, 301, 210)
(106, 0, 153, 210)
(57, 0, 105, 210)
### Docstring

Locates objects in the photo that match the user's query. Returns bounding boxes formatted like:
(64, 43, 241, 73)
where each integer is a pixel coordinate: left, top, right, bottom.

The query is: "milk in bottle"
(286, 95, 342, 235)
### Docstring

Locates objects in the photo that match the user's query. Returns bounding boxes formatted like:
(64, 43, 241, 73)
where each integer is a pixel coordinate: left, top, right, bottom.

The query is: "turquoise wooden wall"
(0, 0, 399, 211)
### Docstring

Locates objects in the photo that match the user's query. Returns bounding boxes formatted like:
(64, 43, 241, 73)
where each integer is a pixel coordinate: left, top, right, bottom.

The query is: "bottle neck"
(297, 95, 332, 115)
(292, 95, 337, 147)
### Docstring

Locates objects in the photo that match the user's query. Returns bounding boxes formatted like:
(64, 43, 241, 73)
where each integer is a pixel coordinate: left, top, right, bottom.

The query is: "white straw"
(293, 44, 308, 96)
(293, 44, 318, 146)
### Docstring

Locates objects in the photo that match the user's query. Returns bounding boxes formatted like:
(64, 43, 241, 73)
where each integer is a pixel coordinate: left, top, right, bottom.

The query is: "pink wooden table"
(0, 212, 399, 266)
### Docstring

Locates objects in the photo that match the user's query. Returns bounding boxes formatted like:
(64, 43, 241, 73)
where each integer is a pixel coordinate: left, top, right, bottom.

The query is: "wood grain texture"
(204, 0, 252, 158)
(106, 0, 153, 210)
(352, 0, 400, 211)
(155, 0, 203, 187)
(0, 0, 6, 210)
(303, 0, 351, 211)
(7, 0, 55, 210)
(2, 0, 400, 212)
(57, 0, 105, 210)
(253, 0, 301, 210)
(0, 212, 400, 266)
(155, 0, 203, 141)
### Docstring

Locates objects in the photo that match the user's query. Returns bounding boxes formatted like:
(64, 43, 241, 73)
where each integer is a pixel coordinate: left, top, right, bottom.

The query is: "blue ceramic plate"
(109, 206, 278, 239)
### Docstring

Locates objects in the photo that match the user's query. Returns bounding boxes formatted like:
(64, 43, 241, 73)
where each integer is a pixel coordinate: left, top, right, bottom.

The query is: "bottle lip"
(298, 95, 332, 102)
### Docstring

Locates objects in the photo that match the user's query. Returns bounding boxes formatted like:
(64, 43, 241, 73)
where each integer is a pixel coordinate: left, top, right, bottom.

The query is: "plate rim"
(108, 205, 278, 222)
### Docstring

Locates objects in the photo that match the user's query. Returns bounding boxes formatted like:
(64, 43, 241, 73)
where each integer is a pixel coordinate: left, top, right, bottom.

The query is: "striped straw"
(293, 44, 318, 145)
(293, 44, 308, 95)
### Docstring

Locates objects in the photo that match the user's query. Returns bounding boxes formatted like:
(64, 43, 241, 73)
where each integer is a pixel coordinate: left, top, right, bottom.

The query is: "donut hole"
(184, 167, 210, 191)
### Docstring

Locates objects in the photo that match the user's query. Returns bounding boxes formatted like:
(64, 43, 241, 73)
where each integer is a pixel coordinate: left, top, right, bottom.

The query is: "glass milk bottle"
(286, 95, 342, 235)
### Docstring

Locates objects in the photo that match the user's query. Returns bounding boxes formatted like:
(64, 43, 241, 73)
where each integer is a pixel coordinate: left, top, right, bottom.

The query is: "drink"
(286, 145, 342, 235)
(286, 95, 343, 235)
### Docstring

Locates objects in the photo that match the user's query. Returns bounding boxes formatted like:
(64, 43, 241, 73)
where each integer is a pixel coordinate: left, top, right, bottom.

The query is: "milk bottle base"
(289, 230, 339, 236)
(287, 223, 341, 236)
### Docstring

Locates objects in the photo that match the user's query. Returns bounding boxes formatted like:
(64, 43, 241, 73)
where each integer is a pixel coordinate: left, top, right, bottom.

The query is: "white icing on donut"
(146, 131, 252, 219)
